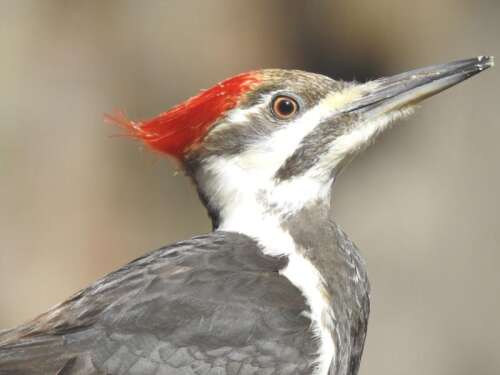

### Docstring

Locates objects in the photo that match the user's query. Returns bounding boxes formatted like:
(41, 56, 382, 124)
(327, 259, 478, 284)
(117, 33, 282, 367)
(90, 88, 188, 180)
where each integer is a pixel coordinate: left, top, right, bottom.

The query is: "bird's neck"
(188, 156, 335, 256)
(192, 165, 337, 375)
(188, 160, 370, 375)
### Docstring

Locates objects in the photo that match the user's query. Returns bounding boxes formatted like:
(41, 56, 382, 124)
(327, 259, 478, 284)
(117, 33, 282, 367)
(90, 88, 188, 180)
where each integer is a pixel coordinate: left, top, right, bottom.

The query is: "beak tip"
(477, 55, 494, 70)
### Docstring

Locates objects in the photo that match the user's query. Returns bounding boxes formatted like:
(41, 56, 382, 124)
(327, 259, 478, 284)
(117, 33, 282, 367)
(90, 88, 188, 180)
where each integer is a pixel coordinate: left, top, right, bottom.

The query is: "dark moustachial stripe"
(274, 114, 358, 181)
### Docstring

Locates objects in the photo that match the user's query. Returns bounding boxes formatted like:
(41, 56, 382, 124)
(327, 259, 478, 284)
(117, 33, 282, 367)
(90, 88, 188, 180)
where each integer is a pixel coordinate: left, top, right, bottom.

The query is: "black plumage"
(0, 232, 321, 374)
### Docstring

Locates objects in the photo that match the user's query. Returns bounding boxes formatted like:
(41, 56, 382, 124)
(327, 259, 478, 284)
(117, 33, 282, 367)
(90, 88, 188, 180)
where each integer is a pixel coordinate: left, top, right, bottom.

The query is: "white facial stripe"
(232, 101, 329, 176)
(203, 100, 333, 220)
(213, 99, 269, 132)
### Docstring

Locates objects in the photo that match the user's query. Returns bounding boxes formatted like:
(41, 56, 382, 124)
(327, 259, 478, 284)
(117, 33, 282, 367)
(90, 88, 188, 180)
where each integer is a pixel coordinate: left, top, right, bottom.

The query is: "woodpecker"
(0, 57, 493, 375)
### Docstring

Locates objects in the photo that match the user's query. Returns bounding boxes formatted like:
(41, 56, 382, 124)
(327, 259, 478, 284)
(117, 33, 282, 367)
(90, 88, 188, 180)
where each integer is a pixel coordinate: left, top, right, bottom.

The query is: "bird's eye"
(271, 96, 299, 119)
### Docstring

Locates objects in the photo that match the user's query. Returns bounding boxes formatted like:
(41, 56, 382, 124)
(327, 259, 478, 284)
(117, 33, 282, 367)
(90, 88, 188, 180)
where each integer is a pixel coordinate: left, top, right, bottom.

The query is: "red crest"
(106, 72, 260, 158)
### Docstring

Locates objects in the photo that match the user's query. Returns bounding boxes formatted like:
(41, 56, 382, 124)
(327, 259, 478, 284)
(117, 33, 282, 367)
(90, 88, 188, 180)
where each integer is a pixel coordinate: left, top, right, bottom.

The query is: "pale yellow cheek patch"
(320, 82, 376, 112)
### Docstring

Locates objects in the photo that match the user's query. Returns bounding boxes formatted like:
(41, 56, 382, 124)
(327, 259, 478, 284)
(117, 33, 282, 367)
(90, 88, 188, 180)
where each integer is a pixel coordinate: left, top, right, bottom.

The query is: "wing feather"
(0, 232, 318, 374)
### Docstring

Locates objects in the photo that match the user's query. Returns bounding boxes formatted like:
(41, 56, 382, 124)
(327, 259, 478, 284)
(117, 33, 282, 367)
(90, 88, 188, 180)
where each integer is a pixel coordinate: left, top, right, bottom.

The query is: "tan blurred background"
(0, 1, 499, 374)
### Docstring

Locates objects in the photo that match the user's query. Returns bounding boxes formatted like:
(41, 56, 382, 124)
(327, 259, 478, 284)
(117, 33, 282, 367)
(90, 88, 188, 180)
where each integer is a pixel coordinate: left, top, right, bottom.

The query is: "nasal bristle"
(106, 72, 260, 159)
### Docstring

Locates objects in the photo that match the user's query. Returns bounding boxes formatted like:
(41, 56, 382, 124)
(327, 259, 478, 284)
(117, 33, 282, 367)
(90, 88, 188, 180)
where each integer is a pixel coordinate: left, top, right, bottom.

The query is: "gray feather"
(0, 232, 318, 374)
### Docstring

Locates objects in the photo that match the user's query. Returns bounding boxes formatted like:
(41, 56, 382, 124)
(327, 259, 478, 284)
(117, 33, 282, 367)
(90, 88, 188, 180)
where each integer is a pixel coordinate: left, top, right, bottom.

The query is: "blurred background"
(0, 1, 499, 374)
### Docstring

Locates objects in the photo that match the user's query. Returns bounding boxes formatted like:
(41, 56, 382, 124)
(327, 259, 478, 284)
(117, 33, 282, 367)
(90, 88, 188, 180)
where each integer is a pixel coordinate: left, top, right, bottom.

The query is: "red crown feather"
(106, 71, 260, 159)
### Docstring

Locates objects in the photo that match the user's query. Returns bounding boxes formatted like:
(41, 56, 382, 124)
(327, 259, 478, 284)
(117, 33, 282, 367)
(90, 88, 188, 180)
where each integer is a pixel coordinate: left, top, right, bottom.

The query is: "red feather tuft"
(105, 72, 260, 158)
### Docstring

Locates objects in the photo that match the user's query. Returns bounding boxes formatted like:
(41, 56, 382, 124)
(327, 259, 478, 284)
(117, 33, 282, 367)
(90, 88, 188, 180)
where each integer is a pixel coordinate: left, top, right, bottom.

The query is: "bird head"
(108, 57, 493, 232)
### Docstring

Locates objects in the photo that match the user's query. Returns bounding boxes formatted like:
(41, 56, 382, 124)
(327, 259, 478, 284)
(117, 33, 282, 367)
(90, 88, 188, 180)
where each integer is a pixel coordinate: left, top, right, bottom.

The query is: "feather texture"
(0, 232, 319, 374)
(105, 72, 260, 158)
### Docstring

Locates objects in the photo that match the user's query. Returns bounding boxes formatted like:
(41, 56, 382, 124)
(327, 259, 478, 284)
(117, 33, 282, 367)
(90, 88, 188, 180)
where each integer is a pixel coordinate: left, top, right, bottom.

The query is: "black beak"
(344, 56, 494, 117)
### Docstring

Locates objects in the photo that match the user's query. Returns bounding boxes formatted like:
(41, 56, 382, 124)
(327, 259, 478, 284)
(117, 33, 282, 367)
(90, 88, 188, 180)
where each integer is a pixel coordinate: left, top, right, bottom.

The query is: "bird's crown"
(106, 71, 261, 158)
